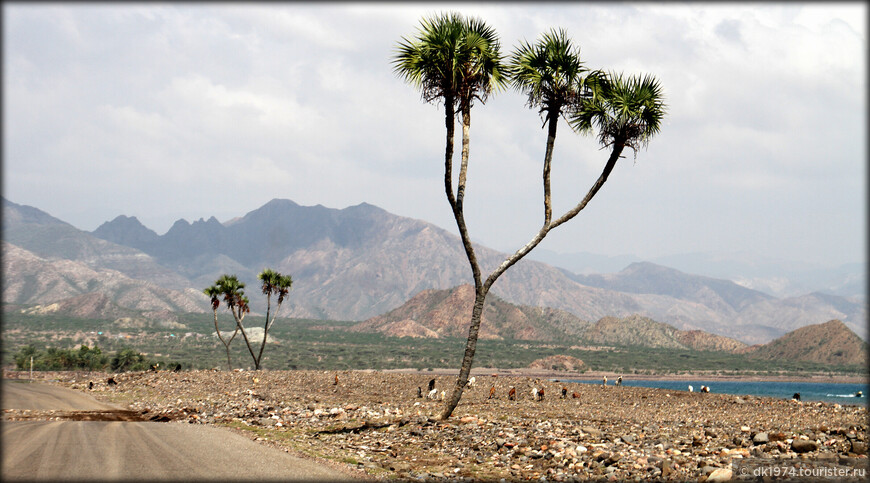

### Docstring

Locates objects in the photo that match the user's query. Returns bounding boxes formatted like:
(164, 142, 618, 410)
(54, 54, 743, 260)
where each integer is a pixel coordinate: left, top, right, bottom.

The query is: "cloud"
(2, 3, 865, 267)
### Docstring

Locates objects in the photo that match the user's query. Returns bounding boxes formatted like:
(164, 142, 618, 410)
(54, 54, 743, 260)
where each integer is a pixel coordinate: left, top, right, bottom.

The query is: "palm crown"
(569, 72, 666, 153)
(393, 12, 505, 111)
(509, 28, 600, 122)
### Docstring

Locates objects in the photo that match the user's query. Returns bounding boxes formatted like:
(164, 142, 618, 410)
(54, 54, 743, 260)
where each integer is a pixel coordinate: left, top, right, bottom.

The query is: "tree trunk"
(233, 309, 259, 370)
(256, 293, 272, 370)
(212, 310, 233, 370)
(439, 285, 488, 420)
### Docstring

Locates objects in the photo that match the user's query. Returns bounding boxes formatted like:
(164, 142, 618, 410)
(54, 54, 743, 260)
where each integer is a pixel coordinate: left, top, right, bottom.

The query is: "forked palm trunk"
(439, 284, 488, 419)
(213, 310, 233, 370)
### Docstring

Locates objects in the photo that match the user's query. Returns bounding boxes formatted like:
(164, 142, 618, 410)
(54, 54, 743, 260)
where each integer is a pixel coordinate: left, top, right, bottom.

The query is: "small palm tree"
(213, 275, 252, 367)
(203, 283, 239, 370)
(254, 268, 293, 370)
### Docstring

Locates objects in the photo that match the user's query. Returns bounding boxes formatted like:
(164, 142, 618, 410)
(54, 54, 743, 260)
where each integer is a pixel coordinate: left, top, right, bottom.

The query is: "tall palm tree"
(394, 13, 506, 420)
(254, 268, 293, 370)
(204, 283, 239, 370)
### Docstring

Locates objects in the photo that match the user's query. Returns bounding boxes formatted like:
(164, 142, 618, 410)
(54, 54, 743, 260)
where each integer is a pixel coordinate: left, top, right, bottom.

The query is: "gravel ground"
(6, 370, 867, 482)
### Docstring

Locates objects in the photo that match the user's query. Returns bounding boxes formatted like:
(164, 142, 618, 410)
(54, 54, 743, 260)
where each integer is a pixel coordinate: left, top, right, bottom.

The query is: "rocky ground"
(5, 370, 868, 482)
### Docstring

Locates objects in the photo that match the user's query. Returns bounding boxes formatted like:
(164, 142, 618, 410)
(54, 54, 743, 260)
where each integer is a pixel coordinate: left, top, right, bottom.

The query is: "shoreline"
(382, 368, 869, 384)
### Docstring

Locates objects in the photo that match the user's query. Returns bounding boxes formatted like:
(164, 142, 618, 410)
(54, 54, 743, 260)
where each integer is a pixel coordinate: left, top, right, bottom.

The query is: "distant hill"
(349, 284, 589, 341)
(352, 285, 750, 353)
(746, 319, 868, 366)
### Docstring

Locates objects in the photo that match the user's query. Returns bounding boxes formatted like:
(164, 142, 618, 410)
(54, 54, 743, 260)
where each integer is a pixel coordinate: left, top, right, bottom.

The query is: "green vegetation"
(1, 309, 864, 376)
(10, 343, 175, 372)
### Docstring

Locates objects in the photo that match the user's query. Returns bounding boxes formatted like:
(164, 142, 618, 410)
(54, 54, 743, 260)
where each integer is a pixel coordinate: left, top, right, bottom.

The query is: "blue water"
(564, 379, 869, 405)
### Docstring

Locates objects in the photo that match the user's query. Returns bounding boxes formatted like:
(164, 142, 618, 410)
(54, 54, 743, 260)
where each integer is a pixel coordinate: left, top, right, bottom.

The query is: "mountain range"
(2, 197, 866, 345)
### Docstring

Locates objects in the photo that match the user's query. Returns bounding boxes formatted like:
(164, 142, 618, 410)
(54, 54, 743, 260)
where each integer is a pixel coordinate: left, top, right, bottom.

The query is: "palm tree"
(253, 268, 293, 370)
(213, 275, 253, 368)
(394, 11, 506, 421)
(204, 283, 239, 370)
(509, 29, 603, 224)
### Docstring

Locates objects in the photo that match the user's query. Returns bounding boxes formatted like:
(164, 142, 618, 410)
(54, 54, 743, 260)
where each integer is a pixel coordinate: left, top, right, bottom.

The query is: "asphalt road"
(2, 380, 357, 481)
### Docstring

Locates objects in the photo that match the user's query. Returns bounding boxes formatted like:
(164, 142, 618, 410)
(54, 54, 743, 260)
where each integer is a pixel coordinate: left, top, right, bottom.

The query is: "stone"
(850, 440, 867, 455)
(752, 432, 769, 445)
(707, 467, 732, 482)
(791, 439, 818, 453)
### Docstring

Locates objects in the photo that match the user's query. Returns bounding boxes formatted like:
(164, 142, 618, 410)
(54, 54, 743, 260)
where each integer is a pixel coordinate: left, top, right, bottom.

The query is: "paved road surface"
(2, 380, 357, 481)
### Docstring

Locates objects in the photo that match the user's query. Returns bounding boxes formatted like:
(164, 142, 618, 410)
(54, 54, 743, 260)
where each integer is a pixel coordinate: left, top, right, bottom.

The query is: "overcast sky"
(3, 2, 866, 268)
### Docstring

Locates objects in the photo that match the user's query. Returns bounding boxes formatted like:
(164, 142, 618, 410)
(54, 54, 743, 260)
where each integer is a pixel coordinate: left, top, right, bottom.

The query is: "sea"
(564, 379, 869, 406)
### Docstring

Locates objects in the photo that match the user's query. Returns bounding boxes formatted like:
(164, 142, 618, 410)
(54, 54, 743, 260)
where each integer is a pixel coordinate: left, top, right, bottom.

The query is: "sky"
(3, 2, 866, 269)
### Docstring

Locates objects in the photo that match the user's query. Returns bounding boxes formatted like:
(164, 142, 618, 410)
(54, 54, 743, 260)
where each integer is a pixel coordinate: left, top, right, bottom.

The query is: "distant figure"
(466, 376, 476, 388)
(537, 387, 544, 401)
(792, 392, 801, 401)
(173, 363, 181, 372)
(488, 386, 496, 399)
(416, 387, 423, 398)
(700, 385, 710, 393)
(88, 381, 94, 390)
(334, 374, 339, 386)
(571, 392, 581, 399)
(602, 376, 607, 387)
(428, 378, 436, 392)
(107, 377, 117, 386)
(616, 376, 622, 387)
(531, 387, 539, 400)
(688, 385, 694, 392)
(150, 363, 159, 372)
(561, 387, 568, 399)
(856, 391, 863, 398)
(508, 387, 516, 400)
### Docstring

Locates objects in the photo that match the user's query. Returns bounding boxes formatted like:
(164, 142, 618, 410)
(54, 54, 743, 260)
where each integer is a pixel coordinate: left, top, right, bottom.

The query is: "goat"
(561, 387, 568, 399)
(439, 390, 446, 401)
(466, 376, 476, 388)
(508, 386, 516, 400)
(531, 387, 539, 400)
(107, 377, 117, 386)
(417, 386, 423, 398)
(792, 392, 801, 401)
(688, 385, 694, 393)
(488, 385, 496, 399)
(536, 387, 544, 401)
(700, 385, 710, 393)
(428, 378, 436, 392)
(427, 388, 439, 400)
(616, 376, 622, 387)
(602, 376, 607, 386)
(88, 381, 94, 390)
(572, 392, 581, 399)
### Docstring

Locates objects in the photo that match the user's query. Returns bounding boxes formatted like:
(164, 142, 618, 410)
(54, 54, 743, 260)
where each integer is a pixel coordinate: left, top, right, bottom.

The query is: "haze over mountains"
(2, 197, 865, 345)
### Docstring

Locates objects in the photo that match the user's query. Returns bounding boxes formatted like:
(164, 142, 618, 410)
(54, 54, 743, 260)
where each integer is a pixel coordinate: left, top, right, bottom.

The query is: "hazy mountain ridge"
(2, 242, 207, 313)
(2, 197, 865, 344)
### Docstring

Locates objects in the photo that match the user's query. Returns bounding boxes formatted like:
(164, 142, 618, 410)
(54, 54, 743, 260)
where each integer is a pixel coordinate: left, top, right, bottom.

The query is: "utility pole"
(30, 356, 33, 382)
